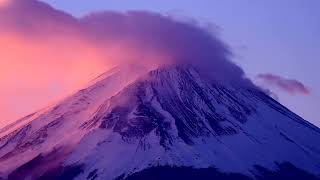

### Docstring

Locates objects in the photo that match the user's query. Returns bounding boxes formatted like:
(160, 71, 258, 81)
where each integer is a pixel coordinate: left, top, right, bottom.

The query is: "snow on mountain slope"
(62, 65, 320, 180)
(0, 65, 147, 176)
(0, 65, 320, 180)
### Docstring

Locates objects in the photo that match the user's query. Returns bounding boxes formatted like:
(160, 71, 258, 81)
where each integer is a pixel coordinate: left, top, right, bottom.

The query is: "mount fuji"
(0, 65, 319, 180)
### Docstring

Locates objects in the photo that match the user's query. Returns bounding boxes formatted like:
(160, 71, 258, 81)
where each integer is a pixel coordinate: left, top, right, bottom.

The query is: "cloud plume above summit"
(0, 0, 249, 127)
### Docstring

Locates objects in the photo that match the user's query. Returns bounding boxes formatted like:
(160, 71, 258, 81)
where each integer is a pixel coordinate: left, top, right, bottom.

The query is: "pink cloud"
(0, 0, 252, 127)
(257, 74, 310, 95)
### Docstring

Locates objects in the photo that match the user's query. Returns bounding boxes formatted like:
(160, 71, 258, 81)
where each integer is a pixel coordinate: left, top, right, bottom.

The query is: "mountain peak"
(1, 64, 320, 180)
(84, 64, 258, 146)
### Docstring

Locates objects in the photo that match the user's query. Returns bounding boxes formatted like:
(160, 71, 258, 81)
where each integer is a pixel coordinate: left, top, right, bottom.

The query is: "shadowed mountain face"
(1, 65, 320, 180)
(118, 164, 320, 180)
(88, 66, 256, 146)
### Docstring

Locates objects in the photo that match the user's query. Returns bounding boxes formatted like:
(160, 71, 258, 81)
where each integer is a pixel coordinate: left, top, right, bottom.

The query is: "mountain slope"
(0, 65, 147, 177)
(1, 65, 320, 180)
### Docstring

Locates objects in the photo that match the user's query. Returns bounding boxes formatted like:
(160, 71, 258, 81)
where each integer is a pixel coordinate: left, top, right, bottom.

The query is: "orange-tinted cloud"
(0, 0, 249, 127)
(0, 33, 108, 126)
(0, 0, 108, 127)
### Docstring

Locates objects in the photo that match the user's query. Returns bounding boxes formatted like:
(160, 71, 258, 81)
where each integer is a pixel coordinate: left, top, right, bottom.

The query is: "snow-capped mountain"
(0, 65, 319, 180)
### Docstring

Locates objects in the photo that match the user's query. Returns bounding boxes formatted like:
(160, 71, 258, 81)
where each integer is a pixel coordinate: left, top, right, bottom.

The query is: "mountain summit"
(0, 65, 319, 180)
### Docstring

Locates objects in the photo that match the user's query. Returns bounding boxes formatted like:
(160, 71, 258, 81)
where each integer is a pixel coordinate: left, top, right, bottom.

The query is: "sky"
(0, 0, 319, 127)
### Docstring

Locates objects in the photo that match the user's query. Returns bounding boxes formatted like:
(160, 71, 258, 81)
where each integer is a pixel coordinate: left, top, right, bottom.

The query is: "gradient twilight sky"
(42, 0, 320, 127)
(0, 0, 319, 127)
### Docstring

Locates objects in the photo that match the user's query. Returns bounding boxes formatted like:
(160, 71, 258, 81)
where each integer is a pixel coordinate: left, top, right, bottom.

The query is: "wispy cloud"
(257, 74, 310, 95)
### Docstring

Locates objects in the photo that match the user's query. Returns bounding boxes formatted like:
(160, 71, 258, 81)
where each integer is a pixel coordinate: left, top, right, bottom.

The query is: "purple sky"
(41, 0, 320, 126)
